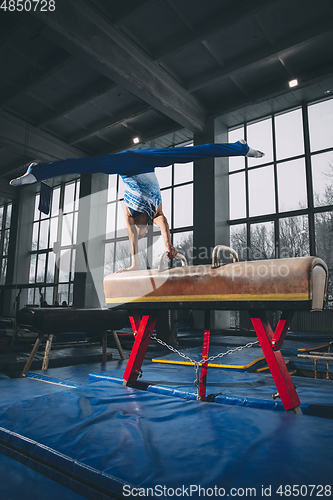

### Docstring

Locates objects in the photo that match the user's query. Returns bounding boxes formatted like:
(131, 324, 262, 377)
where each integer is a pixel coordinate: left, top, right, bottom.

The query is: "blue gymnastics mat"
(0, 375, 332, 499)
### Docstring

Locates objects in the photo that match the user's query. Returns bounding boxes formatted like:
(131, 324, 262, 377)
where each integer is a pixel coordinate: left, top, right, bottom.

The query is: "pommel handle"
(212, 245, 239, 268)
(158, 250, 187, 271)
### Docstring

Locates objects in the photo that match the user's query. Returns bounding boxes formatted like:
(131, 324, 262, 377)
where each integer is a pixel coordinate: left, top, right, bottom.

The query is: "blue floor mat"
(0, 379, 332, 498)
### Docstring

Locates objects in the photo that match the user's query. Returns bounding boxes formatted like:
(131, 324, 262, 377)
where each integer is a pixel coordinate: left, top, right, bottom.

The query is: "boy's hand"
(167, 246, 178, 260)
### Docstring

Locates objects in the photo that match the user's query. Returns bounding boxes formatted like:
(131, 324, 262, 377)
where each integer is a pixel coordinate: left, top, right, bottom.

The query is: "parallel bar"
(112, 330, 126, 360)
(21, 333, 44, 376)
(42, 334, 54, 370)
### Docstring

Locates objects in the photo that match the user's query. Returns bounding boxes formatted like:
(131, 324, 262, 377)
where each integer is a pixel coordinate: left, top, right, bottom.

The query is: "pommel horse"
(103, 246, 328, 414)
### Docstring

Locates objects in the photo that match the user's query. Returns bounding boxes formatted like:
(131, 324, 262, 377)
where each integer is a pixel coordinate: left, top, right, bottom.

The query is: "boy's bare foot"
(10, 162, 38, 186)
(240, 139, 265, 158)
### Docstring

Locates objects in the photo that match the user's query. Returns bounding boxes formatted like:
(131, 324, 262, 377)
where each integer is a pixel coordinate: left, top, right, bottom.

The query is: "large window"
(28, 179, 80, 306)
(0, 203, 12, 285)
(228, 97, 333, 300)
(104, 148, 194, 275)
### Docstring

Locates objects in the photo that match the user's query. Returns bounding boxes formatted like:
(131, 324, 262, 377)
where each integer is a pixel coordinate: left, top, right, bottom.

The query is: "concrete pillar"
(6, 185, 37, 316)
(192, 118, 231, 331)
(73, 173, 108, 308)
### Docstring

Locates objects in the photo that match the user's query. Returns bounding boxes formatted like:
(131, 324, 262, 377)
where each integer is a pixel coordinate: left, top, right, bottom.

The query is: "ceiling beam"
(68, 104, 152, 145)
(153, 0, 278, 62)
(36, 79, 117, 127)
(28, 0, 207, 135)
(0, 53, 74, 109)
(186, 20, 333, 92)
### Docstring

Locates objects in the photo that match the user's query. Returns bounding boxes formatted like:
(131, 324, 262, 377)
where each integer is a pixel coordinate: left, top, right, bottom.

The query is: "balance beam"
(18, 307, 129, 375)
(103, 250, 328, 414)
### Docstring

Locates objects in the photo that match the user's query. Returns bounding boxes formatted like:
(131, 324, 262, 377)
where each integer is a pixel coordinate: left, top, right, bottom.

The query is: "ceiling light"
(289, 79, 298, 88)
(133, 137, 140, 144)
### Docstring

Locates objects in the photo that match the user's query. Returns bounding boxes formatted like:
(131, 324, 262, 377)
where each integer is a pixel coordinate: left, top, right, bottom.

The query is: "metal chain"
(151, 335, 259, 401)
(151, 336, 259, 367)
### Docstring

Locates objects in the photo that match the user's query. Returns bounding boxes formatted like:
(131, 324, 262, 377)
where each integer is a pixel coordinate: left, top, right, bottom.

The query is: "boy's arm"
(153, 213, 177, 260)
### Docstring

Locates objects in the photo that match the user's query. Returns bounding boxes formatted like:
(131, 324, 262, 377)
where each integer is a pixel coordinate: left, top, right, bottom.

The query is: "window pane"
(27, 288, 34, 305)
(29, 254, 36, 283)
(104, 242, 115, 275)
(155, 165, 172, 188)
(315, 212, 333, 302)
(0, 258, 7, 285)
(118, 176, 125, 199)
(315, 212, 333, 268)
(138, 237, 148, 270)
(0, 206, 3, 229)
(69, 284, 74, 306)
(46, 251, 55, 283)
(152, 234, 166, 269)
(279, 215, 309, 257)
(36, 253, 46, 282)
(250, 221, 275, 260)
(34, 194, 40, 221)
(116, 201, 126, 236)
(228, 127, 246, 172)
(275, 108, 304, 160)
(229, 172, 246, 220)
(58, 284, 69, 305)
(5, 204, 12, 228)
(63, 183, 75, 213)
(161, 189, 171, 228)
(108, 175, 117, 202)
(61, 213, 73, 246)
(51, 187, 60, 217)
(58, 249, 70, 282)
(106, 203, 116, 237)
(39, 219, 49, 250)
(248, 166, 275, 217)
(45, 287, 54, 306)
(72, 212, 78, 245)
(277, 158, 307, 212)
(174, 184, 193, 228)
(49, 218, 58, 248)
(311, 151, 333, 207)
(31, 223, 37, 250)
(3, 229, 10, 255)
(173, 231, 193, 265)
(115, 240, 130, 272)
(174, 162, 193, 184)
(74, 180, 80, 211)
(247, 118, 273, 165)
(230, 224, 247, 261)
(71, 248, 76, 279)
(308, 98, 333, 152)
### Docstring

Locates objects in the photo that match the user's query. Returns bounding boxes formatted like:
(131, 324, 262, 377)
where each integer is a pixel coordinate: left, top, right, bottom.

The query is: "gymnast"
(10, 140, 264, 272)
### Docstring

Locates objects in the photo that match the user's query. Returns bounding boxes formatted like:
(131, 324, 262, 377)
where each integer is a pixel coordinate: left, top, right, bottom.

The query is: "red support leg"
(250, 311, 302, 414)
(199, 310, 211, 401)
(123, 312, 158, 385)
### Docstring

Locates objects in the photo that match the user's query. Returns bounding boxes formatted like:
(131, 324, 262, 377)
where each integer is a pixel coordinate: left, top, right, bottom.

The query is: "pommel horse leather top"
(104, 256, 328, 312)
(104, 252, 328, 414)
